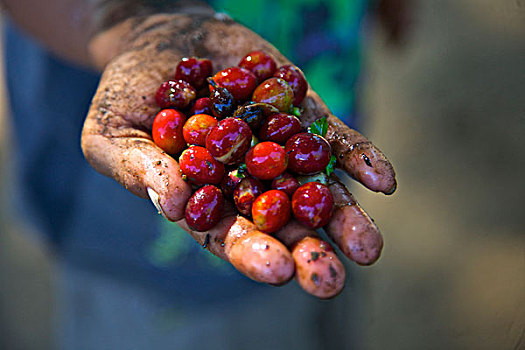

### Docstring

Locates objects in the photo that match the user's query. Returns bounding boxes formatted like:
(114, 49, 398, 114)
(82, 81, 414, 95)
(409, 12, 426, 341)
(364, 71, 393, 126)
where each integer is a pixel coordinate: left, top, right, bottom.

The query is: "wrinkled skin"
(81, 11, 397, 298)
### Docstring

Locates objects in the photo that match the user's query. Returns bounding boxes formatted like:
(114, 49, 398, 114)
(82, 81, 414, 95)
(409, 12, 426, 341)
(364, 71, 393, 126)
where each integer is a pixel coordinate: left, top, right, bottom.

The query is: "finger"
(325, 175, 384, 266)
(301, 90, 397, 195)
(82, 126, 192, 221)
(275, 221, 346, 299)
(176, 204, 295, 285)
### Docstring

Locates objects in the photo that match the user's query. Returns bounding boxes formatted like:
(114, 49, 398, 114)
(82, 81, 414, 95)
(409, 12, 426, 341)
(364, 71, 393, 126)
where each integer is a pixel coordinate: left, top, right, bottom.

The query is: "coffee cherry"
(155, 79, 197, 110)
(238, 51, 277, 83)
(252, 190, 291, 233)
(152, 109, 187, 154)
(252, 77, 293, 112)
(259, 113, 302, 145)
(174, 57, 213, 89)
(245, 141, 288, 180)
(212, 67, 257, 102)
(233, 177, 264, 216)
(271, 172, 300, 197)
(274, 64, 307, 106)
(183, 114, 218, 146)
(179, 146, 225, 185)
(206, 117, 252, 165)
(292, 182, 334, 229)
(208, 78, 236, 119)
(185, 185, 224, 231)
(285, 133, 331, 175)
(233, 102, 280, 130)
(190, 97, 213, 116)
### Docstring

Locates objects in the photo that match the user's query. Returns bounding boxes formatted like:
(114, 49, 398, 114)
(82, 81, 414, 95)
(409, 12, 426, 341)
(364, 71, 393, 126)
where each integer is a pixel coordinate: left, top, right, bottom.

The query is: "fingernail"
(147, 187, 168, 219)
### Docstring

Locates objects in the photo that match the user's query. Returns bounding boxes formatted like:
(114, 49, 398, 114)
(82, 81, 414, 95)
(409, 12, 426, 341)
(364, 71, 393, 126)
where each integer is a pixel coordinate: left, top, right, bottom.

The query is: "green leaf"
(291, 106, 302, 118)
(235, 164, 247, 179)
(325, 155, 337, 176)
(308, 116, 328, 137)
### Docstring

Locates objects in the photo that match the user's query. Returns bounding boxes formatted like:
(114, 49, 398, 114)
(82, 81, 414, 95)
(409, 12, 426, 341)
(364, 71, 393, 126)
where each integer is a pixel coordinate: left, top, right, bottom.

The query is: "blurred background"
(1, 0, 524, 349)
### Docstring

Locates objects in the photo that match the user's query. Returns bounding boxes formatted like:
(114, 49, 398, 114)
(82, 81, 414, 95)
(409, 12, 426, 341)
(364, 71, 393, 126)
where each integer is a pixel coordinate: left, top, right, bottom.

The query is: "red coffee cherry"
(252, 190, 291, 233)
(174, 57, 213, 90)
(233, 177, 265, 216)
(152, 109, 187, 154)
(212, 67, 257, 102)
(245, 141, 288, 180)
(273, 64, 308, 106)
(185, 185, 224, 231)
(285, 133, 331, 175)
(238, 50, 277, 83)
(271, 172, 300, 197)
(258, 113, 302, 144)
(206, 117, 252, 165)
(183, 113, 218, 146)
(190, 97, 213, 116)
(252, 77, 294, 112)
(179, 146, 225, 185)
(292, 182, 334, 229)
(155, 79, 197, 110)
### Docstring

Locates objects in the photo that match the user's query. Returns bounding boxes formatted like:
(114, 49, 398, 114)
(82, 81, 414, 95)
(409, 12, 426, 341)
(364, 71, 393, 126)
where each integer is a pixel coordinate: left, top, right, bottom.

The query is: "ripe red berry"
(271, 172, 300, 197)
(273, 65, 308, 106)
(292, 182, 334, 229)
(155, 79, 197, 110)
(233, 177, 264, 216)
(212, 67, 257, 102)
(258, 113, 302, 144)
(252, 77, 294, 112)
(190, 97, 213, 116)
(252, 190, 291, 233)
(183, 113, 218, 146)
(174, 57, 213, 90)
(238, 51, 277, 83)
(185, 185, 224, 231)
(285, 133, 332, 175)
(151, 109, 187, 154)
(179, 146, 225, 185)
(206, 117, 252, 165)
(245, 141, 288, 180)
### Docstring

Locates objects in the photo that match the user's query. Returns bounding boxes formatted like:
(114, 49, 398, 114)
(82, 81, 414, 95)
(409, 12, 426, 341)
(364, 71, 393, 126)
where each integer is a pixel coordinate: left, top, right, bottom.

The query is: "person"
(1, 0, 406, 348)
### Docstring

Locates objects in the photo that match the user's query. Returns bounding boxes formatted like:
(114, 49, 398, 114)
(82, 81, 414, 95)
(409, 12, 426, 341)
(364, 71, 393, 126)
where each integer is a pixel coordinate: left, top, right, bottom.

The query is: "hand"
(82, 11, 397, 299)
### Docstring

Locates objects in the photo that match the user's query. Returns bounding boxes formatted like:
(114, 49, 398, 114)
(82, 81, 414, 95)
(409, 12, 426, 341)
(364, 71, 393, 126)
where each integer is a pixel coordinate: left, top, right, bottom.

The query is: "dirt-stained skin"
(82, 12, 396, 298)
(276, 221, 346, 299)
(327, 176, 384, 265)
(302, 91, 397, 195)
